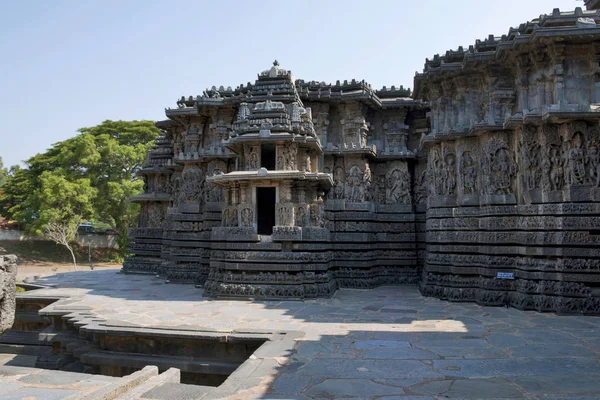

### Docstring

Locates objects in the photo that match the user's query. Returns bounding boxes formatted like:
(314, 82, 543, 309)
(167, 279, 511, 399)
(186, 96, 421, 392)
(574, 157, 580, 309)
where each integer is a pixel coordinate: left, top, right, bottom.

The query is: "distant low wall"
(0, 230, 118, 249)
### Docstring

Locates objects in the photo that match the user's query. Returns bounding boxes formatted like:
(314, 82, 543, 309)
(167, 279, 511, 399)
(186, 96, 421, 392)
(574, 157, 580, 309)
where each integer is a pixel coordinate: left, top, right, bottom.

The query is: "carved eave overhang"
(419, 123, 508, 149)
(129, 193, 170, 203)
(374, 150, 416, 161)
(529, 25, 600, 41)
(323, 145, 379, 158)
(155, 119, 180, 130)
(541, 109, 600, 124)
(297, 79, 424, 111)
(225, 133, 323, 155)
(208, 170, 333, 188)
(173, 149, 237, 165)
(413, 8, 600, 99)
(136, 166, 171, 176)
(165, 107, 198, 124)
(380, 98, 427, 110)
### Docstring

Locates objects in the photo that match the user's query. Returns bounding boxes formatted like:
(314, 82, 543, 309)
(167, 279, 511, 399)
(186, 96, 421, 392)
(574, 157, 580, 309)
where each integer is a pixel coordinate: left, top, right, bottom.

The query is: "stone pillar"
(536, 75, 545, 110)
(551, 44, 566, 105)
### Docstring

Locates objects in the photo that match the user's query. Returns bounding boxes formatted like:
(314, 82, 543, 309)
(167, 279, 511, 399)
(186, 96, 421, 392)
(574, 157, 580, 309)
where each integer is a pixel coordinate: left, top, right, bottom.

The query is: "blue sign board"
(496, 272, 515, 280)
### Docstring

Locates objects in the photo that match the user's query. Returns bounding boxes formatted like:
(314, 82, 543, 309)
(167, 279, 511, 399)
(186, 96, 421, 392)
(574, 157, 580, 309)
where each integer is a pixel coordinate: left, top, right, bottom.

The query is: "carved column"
(551, 43, 566, 105)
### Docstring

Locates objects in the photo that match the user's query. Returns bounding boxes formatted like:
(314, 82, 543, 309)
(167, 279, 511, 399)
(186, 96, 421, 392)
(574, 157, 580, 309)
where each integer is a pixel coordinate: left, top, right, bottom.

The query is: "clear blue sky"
(0, 0, 581, 168)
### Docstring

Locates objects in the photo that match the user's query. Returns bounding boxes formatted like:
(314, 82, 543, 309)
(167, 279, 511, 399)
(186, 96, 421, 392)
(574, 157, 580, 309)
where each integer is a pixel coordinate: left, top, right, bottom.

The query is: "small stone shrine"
(125, 4, 600, 313)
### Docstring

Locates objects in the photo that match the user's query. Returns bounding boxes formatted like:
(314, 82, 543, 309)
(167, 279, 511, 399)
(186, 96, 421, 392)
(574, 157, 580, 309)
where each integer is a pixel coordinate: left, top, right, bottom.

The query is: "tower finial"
(273, 59, 279, 66)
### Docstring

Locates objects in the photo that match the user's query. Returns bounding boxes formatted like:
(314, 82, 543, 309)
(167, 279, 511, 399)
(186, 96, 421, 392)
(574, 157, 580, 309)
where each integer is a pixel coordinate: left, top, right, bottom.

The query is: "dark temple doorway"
(261, 144, 276, 170)
(256, 187, 276, 235)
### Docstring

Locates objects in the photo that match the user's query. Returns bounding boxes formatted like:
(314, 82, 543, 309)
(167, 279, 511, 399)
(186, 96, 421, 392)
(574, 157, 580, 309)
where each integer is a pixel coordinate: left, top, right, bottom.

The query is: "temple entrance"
(261, 144, 276, 170)
(256, 187, 276, 235)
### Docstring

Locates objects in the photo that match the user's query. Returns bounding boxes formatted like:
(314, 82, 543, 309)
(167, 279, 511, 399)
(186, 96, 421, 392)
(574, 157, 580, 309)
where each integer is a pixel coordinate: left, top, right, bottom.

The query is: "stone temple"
(124, 4, 600, 314)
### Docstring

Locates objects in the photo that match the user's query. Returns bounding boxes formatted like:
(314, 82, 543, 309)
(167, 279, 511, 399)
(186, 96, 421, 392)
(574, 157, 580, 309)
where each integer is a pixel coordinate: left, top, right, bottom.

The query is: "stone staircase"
(0, 292, 299, 399)
(0, 294, 55, 356)
(0, 356, 213, 399)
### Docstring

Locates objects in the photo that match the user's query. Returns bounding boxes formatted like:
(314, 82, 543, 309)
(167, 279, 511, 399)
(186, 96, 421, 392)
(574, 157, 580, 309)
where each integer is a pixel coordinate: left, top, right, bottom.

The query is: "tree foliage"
(0, 120, 159, 259)
(0, 157, 7, 187)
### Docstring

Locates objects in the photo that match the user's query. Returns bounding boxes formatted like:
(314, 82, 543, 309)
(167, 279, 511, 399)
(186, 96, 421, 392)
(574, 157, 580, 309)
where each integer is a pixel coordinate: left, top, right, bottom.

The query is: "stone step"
(0, 330, 41, 346)
(79, 351, 239, 376)
(0, 343, 51, 356)
(69, 365, 159, 400)
(14, 311, 52, 324)
(119, 367, 182, 399)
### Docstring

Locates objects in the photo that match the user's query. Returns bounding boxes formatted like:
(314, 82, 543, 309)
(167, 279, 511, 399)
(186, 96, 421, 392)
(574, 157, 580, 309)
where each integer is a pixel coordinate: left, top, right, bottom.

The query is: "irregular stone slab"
(412, 377, 525, 398)
(0, 383, 22, 396)
(352, 340, 411, 349)
(416, 339, 490, 348)
(305, 378, 405, 397)
(359, 347, 438, 360)
(141, 382, 213, 400)
(0, 387, 78, 400)
(424, 346, 508, 359)
(271, 372, 312, 395)
(19, 369, 96, 386)
(509, 345, 592, 358)
(297, 359, 443, 379)
(512, 373, 600, 395)
(448, 378, 524, 398)
(487, 334, 527, 348)
(433, 358, 600, 378)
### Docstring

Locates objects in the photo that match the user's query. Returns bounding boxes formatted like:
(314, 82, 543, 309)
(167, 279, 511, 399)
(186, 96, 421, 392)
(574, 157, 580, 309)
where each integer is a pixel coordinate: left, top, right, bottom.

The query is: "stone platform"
(1, 269, 600, 399)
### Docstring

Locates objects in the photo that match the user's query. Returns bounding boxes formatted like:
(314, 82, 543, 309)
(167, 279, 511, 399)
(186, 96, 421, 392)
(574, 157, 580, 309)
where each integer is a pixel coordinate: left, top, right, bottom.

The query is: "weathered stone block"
(0, 255, 17, 334)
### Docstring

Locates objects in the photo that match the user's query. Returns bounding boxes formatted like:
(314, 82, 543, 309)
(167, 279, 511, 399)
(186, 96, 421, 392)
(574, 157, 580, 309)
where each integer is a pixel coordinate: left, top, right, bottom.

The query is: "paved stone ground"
(5, 269, 600, 399)
(0, 354, 120, 399)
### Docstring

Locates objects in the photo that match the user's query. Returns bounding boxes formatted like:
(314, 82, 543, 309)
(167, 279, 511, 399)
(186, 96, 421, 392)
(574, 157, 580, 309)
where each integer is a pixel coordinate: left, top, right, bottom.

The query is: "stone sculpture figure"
(333, 166, 345, 199)
(587, 142, 600, 186)
(363, 164, 373, 201)
(296, 205, 307, 226)
(168, 173, 182, 207)
(522, 141, 542, 191)
(346, 165, 364, 202)
(304, 151, 312, 172)
(147, 203, 164, 228)
(414, 170, 429, 204)
(310, 204, 325, 227)
(548, 147, 565, 190)
(181, 166, 203, 204)
(461, 152, 477, 194)
(491, 148, 515, 194)
(565, 133, 587, 185)
(431, 150, 444, 196)
(229, 207, 238, 227)
(247, 149, 259, 170)
(241, 207, 253, 227)
(277, 205, 293, 226)
(442, 154, 457, 195)
(387, 169, 410, 203)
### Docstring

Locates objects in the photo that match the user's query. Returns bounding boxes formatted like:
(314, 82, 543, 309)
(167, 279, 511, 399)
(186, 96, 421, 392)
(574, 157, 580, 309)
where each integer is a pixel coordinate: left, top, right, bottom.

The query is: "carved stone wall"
(125, 9, 600, 312)
(0, 255, 17, 334)
(415, 7, 600, 314)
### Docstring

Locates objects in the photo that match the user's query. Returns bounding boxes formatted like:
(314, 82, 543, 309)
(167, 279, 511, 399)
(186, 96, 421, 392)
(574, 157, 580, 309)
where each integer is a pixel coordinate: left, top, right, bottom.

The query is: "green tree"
(0, 157, 7, 187)
(0, 120, 159, 258)
(32, 173, 97, 269)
